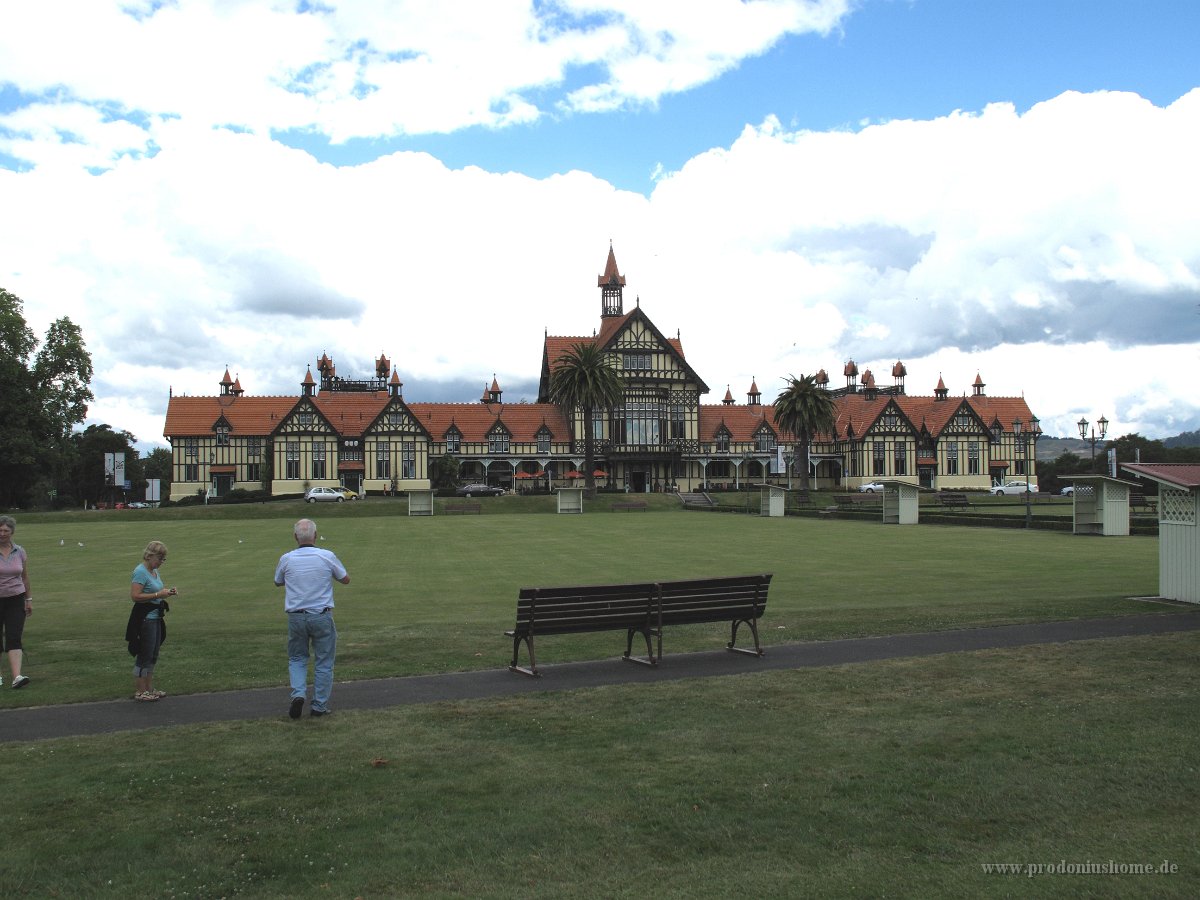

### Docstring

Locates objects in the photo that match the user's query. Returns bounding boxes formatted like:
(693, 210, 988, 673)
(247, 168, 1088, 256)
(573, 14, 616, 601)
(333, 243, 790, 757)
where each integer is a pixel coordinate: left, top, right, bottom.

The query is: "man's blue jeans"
(287, 610, 337, 712)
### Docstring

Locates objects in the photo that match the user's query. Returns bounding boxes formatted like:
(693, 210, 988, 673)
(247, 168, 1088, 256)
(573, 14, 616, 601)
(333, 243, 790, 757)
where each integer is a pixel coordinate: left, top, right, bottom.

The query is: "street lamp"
(1077, 415, 1109, 472)
(1013, 415, 1042, 529)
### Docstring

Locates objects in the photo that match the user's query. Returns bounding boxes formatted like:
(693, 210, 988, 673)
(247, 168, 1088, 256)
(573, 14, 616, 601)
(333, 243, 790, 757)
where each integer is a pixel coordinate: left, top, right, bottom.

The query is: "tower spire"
(598, 241, 626, 318)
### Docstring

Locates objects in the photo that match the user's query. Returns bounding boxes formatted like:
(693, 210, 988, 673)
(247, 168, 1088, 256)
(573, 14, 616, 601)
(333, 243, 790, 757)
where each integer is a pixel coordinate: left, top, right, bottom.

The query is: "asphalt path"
(2, 610, 1197, 744)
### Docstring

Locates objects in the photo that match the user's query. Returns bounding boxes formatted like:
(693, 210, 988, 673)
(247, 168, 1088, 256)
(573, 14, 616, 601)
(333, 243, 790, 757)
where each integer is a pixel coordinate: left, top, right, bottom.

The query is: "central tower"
(598, 242, 625, 318)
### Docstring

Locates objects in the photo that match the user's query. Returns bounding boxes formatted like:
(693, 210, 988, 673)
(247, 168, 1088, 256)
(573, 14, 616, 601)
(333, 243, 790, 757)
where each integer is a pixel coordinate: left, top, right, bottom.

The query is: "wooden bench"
(507, 573, 772, 676)
(1130, 492, 1155, 513)
(445, 502, 481, 514)
(834, 493, 880, 507)
(936, 492, 972, 509)
(611, 501, 648, 511)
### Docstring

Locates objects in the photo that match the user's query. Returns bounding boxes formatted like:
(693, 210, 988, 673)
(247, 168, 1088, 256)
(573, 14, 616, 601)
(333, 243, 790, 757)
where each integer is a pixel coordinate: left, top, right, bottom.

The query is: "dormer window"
(715, 430, 731, 453)
(386, 410, 404, 428)
(755, 429, 776, 452)
(536, 428, 552, 453)
(214, 424, 230, 446)
(488, 430, 510, 453)
(445, 428, 462, 453)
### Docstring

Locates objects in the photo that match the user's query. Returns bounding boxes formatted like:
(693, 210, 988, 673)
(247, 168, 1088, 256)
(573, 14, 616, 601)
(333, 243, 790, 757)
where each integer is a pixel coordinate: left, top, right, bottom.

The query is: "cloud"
(0, 5, 1197, 448)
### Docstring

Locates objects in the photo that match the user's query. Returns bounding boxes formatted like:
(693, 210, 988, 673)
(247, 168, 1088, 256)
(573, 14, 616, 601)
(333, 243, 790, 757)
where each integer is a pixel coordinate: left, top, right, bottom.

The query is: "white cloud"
(0, 4, 1197, 449)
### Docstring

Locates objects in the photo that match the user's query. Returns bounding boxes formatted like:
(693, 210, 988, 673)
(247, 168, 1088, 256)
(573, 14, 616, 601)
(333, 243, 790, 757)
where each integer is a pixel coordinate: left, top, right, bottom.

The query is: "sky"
(1, 0, 1198, 452)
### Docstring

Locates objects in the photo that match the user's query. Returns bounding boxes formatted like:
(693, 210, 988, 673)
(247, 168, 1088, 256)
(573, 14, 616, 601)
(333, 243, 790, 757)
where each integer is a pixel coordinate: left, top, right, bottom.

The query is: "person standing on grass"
(274, 518, 349, 719)
(128, 540, 179, 701)
(0, 515, 32, 690)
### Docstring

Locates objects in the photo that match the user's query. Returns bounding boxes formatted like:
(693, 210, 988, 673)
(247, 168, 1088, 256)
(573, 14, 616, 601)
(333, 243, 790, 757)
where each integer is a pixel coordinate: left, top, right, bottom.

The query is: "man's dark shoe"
(309, 708, 330, 717)
(289, 697, 304, 719)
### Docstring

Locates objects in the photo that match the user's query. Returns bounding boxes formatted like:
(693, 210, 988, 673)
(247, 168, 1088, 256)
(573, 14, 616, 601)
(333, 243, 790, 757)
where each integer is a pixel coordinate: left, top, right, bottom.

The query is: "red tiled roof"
(164, 395, 298, 437)
(1121, 463, 1200, 489)
(407, 403, 572, 442)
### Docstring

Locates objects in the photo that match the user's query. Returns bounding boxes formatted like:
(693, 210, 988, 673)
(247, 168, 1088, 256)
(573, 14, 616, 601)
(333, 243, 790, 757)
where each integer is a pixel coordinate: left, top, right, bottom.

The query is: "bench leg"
(509, 632, 540, 676)
(623, 626, 658, 667)
(727, 616, 764, 657)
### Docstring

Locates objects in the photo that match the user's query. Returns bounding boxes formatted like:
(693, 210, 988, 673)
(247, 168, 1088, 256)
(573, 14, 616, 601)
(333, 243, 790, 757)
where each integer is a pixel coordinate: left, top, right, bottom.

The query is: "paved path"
(2, 610, 1197, 744)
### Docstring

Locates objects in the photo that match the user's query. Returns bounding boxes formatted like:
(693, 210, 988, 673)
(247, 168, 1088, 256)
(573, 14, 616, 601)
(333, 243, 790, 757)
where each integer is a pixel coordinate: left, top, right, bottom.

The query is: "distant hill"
(1164, 429, 1200, 449)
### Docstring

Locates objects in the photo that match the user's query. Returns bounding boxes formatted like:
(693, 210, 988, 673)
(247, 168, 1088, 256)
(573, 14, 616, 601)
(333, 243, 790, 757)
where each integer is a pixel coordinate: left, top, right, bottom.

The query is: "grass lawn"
(1, 501, 1162, 707)
(3, 633, 1196, 898)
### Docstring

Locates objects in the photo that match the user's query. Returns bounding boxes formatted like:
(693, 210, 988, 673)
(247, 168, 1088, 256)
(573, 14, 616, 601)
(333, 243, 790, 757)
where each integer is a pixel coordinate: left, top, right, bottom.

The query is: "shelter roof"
(1121, 463, 1200, 490)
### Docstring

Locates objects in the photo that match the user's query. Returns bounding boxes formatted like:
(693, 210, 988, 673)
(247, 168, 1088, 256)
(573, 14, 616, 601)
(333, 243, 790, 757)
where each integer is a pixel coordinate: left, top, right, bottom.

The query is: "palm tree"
(549, 342, 625, 498)
(773, 374, 839, 492)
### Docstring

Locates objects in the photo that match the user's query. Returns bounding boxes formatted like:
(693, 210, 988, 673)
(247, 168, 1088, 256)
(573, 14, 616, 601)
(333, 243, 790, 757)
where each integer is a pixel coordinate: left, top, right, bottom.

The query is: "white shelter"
(1121, 464, 1200, 604)
(879, 480, 921, 525)
(1061, 476, 1139, 536)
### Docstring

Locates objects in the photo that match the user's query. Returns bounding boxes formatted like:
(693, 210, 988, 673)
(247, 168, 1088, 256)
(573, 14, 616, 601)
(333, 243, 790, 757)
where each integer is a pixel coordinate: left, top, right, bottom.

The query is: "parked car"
(304, 486, 347, 503)
(1059, 485, 1074, 496)
(991, 480, 1038, 496)
(333, 486, 359, 500)
(128, 501, 148, 509)
(455, 483, 505, 497)
(858, 481, 886, 493)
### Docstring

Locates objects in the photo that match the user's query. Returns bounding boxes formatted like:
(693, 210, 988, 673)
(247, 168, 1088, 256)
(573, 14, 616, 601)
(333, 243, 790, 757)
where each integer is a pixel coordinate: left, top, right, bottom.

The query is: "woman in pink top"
(0, 515, 32, 689)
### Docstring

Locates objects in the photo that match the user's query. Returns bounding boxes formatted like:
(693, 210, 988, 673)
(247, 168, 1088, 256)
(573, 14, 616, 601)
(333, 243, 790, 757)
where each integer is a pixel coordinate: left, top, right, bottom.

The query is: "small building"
(878, 480, 921, 525)
(1061, 475, 1140, 536)
(1120, 464, 1200, 604)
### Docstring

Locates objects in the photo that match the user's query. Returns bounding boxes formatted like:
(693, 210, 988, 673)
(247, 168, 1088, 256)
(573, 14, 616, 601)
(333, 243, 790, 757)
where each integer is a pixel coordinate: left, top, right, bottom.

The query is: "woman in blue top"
(129, 540, 179, 702)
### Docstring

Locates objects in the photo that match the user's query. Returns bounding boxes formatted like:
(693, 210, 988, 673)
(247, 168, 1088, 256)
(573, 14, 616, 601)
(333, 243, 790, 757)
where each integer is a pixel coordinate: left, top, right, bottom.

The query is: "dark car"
(455, 483, 505, 497)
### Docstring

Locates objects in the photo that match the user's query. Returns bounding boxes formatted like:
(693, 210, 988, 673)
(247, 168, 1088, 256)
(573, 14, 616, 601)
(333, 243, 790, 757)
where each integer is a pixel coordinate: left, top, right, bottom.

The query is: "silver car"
(304, 486, 347, 503)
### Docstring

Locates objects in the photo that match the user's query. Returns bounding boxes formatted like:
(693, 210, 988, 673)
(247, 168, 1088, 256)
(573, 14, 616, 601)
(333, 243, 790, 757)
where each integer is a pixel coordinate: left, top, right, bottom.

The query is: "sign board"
(104, 452, 126, 488)
(146, 479, 161, 503)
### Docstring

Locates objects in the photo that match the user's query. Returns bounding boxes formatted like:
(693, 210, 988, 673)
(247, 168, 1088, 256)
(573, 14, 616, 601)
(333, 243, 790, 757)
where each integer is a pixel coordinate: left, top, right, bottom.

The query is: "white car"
(1059, 485, 1074, 496)
(858, 481, 886, 493)
(304, 486, 347, 503)
(991, 480, 1037, 496)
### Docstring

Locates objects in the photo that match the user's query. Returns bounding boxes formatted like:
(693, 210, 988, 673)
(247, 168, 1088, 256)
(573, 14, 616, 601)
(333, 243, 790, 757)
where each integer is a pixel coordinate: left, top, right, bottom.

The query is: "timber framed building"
(163, 246, 1038, 499)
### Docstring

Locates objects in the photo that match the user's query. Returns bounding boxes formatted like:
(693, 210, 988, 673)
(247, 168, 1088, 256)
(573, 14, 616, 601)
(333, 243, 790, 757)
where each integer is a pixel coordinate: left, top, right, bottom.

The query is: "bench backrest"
(515, 582, 657, 636)
(655, 574, 771, 626)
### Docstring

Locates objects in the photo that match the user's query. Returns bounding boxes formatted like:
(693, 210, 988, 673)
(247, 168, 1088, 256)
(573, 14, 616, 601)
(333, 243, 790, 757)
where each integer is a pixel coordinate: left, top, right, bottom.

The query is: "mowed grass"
(2, 502, 1162, 707)
(3, 633, 1197, 898)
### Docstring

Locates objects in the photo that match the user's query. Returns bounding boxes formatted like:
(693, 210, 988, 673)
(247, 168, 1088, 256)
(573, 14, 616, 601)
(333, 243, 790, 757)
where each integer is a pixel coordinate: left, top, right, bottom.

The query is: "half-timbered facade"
(163, 245, 1038, 499)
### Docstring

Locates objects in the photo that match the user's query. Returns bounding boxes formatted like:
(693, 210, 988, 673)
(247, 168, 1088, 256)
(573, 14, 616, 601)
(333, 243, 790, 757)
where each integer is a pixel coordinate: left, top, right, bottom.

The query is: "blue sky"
(1, 0, 1198, 449)
(274, 0, 1200, 193)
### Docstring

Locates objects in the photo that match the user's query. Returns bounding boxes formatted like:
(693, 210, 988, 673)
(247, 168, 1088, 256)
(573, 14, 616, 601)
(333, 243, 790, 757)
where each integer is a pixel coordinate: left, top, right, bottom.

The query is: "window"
(592, 409, 605, 441)
(755, 430, 775, 452)
(488, 431, 510, 453)
(709, 461, 731, 477)
(376, 442, 391, 479)
(215, 424, 230, 446)
(619, 396, 661, 446)
(872, 442, 886, 476)
(184, 439, 198, 459)
(286, 442, 300, 479)
(623, 352, 651, 370)
(341, 439, 363, 462)
(312, 443, 326, 480)
(670, 403, 686, 440)
(245, 463, 260, 482)
(893, 441, 906, 476)
(537, 430, 551, 453)
(968, 442, 980, 475)
(246, 438, 261, 458)
(386, 411, 404, 428)
(401, 443, 415, 479)
(715, 431, 730, 453)
(444, 431, 461, 453)
(1014, 438, 1026, 475)
(946, 441, 959, 476)
(184, 463, 199, 481)
(297, 411, 313, 427)
(882, 413, 898, 429)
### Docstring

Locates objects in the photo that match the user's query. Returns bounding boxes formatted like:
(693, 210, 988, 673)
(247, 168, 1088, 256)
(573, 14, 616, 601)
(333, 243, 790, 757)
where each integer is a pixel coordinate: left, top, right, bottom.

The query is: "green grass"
(3, 633, 1196, 898)
(2, 503, 1161, 707)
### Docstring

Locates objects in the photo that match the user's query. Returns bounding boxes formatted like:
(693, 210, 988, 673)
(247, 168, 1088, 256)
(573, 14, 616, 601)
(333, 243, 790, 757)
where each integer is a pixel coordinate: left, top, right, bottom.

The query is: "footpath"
(2, 610, 1197, 744)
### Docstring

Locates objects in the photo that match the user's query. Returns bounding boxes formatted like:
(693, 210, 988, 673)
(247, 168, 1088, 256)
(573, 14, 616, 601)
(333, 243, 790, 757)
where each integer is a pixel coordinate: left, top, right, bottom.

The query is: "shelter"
(1061, 476, 1140, 536)
(1120, 463, 1200, 604)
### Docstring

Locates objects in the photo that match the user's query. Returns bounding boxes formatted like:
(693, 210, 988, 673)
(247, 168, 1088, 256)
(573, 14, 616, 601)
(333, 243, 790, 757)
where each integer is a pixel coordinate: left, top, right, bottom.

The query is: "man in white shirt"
(274, 518, 350, 718)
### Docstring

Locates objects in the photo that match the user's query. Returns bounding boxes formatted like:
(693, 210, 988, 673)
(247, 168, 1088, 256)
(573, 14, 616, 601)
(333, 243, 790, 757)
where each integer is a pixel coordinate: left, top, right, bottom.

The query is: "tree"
(772, 374, 839, 492)
(65, 425, 141, 507)
(548, 342, 625, 498)
(0, 289, 93, 507)
(430, 452, 461, 491)
(143, 447, 174, 503)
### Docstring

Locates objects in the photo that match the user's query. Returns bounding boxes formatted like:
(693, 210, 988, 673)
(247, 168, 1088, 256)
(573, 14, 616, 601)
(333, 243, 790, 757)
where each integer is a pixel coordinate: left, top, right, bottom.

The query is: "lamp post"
(1013, 416, 1042, 529)
(1077, 415, 1109, 473)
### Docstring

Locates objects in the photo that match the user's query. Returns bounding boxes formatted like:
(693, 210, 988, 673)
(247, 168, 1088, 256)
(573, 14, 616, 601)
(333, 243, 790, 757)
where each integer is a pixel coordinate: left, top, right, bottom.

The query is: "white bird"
(77, 542, 85, 548)
(59, 539, 64, 546)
